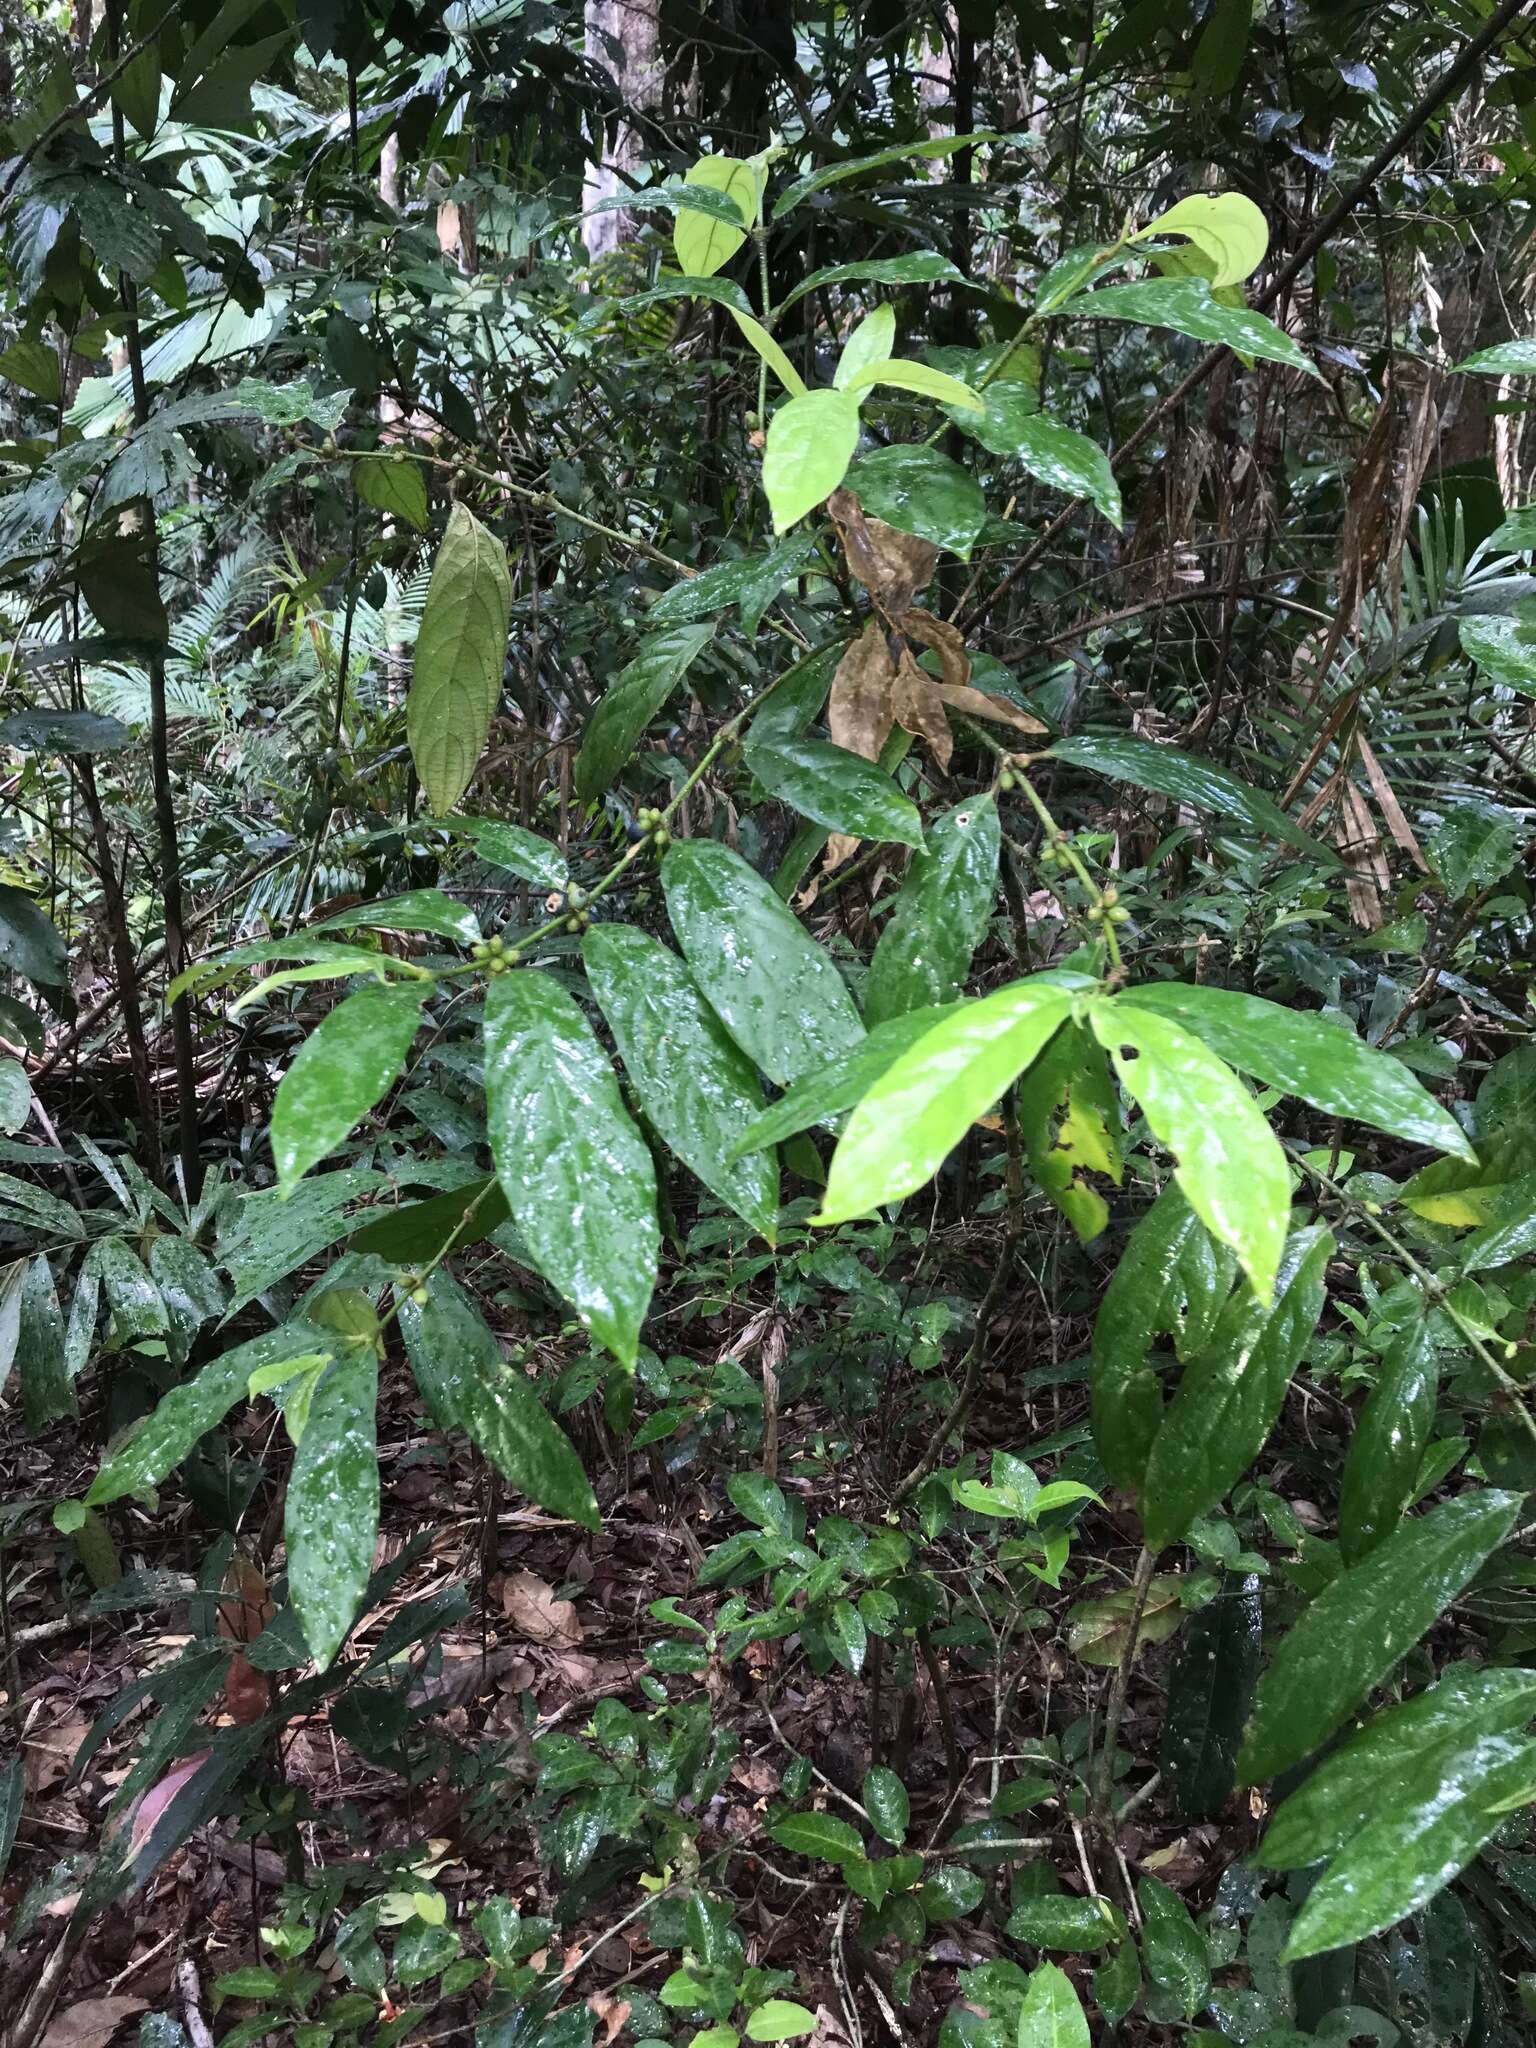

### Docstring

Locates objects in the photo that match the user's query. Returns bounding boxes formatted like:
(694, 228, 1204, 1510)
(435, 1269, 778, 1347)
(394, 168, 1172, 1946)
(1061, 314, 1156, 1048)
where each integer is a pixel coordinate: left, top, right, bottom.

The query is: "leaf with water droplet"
(286, 1343, 379, 1667)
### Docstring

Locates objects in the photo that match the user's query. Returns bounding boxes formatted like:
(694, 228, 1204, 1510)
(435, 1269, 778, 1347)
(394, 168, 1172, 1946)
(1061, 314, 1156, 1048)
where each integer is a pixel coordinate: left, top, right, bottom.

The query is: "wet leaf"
(1005, 1894, 1125, 1951)
(1138, 1875, 1210, 2018)
(1048, 736, 1332, 860)
(862, 1766, 909, 1846)
(1160, 1575, 1262, 1820)
(746, 730, 923, 848)
(1076, 277, 1319, 377)
(845, 445, 986, 559)
(763, 389, 862, 530)
(286, 1343, 379, 1667)
(864, 796, 999, 1026)
(1016, 1021, 1122, 1244)
(728, 1003, 965, 1157)
(407, 504, 513, 816)
(768, 1812, 864, 1863)
(271, 982, 427, 1194)
(1338, 1321, 1439, 1562)
(574, 623, 714, 803)
(1016, 1961, 1090, 2048)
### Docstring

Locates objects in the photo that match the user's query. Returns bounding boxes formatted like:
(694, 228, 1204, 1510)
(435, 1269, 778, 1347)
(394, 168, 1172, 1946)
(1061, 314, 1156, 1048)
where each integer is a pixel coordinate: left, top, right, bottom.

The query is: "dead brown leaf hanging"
(827, 489, 938, 618)
(827, 619, 897, 764)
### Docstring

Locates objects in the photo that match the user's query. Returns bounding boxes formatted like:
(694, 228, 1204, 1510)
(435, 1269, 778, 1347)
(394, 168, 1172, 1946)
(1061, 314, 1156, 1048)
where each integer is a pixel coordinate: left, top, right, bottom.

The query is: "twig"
(177, 1957, 216, 2048)
(1093, 1547, 1155, 1820)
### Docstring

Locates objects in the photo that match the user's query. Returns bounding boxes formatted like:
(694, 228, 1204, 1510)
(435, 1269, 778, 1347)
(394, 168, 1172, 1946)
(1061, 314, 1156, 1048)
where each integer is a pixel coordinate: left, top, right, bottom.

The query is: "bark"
(582, 0, 664, 260)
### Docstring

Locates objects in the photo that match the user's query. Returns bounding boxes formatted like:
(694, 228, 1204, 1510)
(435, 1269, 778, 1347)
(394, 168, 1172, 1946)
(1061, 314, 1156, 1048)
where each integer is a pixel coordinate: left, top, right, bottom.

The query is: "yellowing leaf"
(1131, 192, 1268, 287)
(674, 154, 755, 277)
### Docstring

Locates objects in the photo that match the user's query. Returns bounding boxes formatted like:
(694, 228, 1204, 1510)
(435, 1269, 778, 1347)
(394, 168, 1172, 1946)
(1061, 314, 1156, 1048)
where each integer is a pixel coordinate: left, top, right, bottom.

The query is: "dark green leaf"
(1048, 737, 1333, 860)
(0, 709, 130, 754)
(844, 446, 986, 560)
(768, 1811, 864, 1863)
(450, 817, 568, 890)
(1138, 1875, 1210, 2019)
(982, 414, 1120, 527)
(778, 251, 962, 312)
(0, 1753, 21, 1883)
(1338, 1323, 1439, 1562)
(1160, 1576, 1262, 1820)
(308, 889, 480, 946)
(1457, 1171, 1536, 1271)
(573, 623, 714, 803)
(350, 1179, 510, 1262)
(862, 1766, 909, 1846)
(483, 970, 658, 1368)
(1077, 278, 1319, 377)
(1004, 1895, 1125, 1951)
(286, 1343, 379, 1667)
(1092, 1940, 1142, 2028)
(271, 982, 427, 1194)
(746, 732, 923, 847)
(0, 885, 66, 988)
(18, 1255, 70, 1433)
(864, 796, 999, 1026)
(651, 536, 815, 626)
(1425, 801, 1526, 897)
(773, 135, 1000, 218)
(407, 504, 513, 816)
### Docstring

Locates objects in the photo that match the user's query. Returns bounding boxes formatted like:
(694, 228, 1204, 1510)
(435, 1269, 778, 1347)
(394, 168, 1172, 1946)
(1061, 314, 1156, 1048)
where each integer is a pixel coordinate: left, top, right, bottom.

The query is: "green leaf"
(650, 535, 816, 628)
(1047, 737, 1332, 860)
(728, 1003, 965, 1157)
(271, 983, 427, 1194)
(674, 155, 754, 277)
(484, 971, 658, 1368)
(1090, 999, 1290, 1301)
(355, 455, 428, 531)
(449, 817, 569, 890)
(768, 1811, 865, 1863)
(729, 309, 808, 398)
(1455, 338, 1536, 375)
(18, 1256, 72, 1433)
(0, 1752, 22, 1884)
(980, 414, 1121, 527)
(1078, 278, 1319, 377)
(0, 885, 66, 988)
(605, 275, 753, 318)
(1425, 800, 1526, 897)
(400, 1270, 598, 1528)
(1141, 1225, 1331, 1551)
(1402, 1134, 1528, 1225)
(574, 623, 715, 804)
(0, 709, 130, 755)
(1338, 1323, 1439, 1563)
(844, 358, 983, 410)
(1458, 614, 1536, 694)
(864, 796, 999, 1027)
(349, 1178, 508, 1263)
(1092, 1940, 1142, 2029)
(406, 504, 513, 816)
(1259, 1662, 1536, 1870)
(745, 733, 923, 847)
(0, 337, 62, 404)
(762, 389, 861, 531)
(744, 2003, 817, 2043)
(1189, 0, 1253, 98)
(772, 134, 1000, 218)
(662, 840, 864, 1086)
(583, 924, 779, 1242)
(1125, 982, 1475, 1161)
(844, 445, 986, 559)
(1015, 1961, 1091, 2048)
(862, 1766, 909, 1846)
(1160, 1576, 1262, 1821)
(1138, 1875, 1210, 2019)
(778, 251, 962, 313)
(1458, 1171, 1536, 1271)
(834, 305, 896, 390)
(286, 1344, 378, 1666)
(1237, 1489, 1522, 1785)
(1131, 195, 1267, 286)
(1015, 1020, 1123, 1245)
(1005, 1895, 1124, 1952)
(816, 975, 1082, 1223)
(1282, 1733, 1536, 1963)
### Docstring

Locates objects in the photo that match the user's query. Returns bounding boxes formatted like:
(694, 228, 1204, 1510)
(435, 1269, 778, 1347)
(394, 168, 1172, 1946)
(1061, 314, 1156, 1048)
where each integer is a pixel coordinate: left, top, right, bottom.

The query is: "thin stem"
(1094, 1546, 1154, 1821)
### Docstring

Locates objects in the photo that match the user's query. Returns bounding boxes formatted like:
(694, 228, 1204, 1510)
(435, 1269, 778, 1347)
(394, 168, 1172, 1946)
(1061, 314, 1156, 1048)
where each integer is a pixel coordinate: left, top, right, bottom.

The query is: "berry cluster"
(470, 933, 522, 974)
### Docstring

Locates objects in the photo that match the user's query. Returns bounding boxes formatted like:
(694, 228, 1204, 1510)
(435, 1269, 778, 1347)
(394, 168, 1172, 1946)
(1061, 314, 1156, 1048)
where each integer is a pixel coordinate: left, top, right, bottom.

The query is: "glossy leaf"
(400, 1271, 598, 1528)
(483, 970, 659, 1369)
(862, 1766, 909, 1846)
(450, 815, 568, 890)
(843, 357, 982, 410)
(0, 885, 66, 988)
(1458, 1171, 1536, 1271)
(816, 975, 1082, 1223)
(844, 445, 986, 559)
(1138, 1875, 1210, 2018)
(573, 623, 714, 803)
(674, 154, 754, 276)
(729, 1003, 965, 1157)
(1016, 1020, 1123, 1244)
(762, 389, 861, 531)
(833, 304, 896, 390)
(583, 923, 779, 1241)
(286, 1343, 379, 1667)
(662, 840, 864, 1085)
(1141, 1226, 1331, 1551)
(768, 1811, 864, 1863)
(271, 983, 427, 1195)
(1282, 1732, 1536, 1963)
(745, 732, 923, 847)
(994, 415, 1120, 527)
(1078, 277, 1319, 376)
(1092, 1941, 1142, 2029)
(1338, 1322, 1439, 1562)
(309, 890, 480, 947)
(1237, 1489, 1522, 1784)
(407, 504, 513, 816)
(730, 309, 807, 397)
(1160, 1575, 1262, 1820)
(1426, 799, 1525, 896)
(1049, 736, 1331, 859)
(1455, 338, 1536, 375)
(772, 134, 1000, 218)
(1015, 1961, 1091, 2048)
(349, 1178, 508, 1262)
(778, 251, 962, 312)
(1005, 1895, 1125, 1952)
(1090, 998, 1290, 1301)
(1126, 981, 1474, 1161)
(650, 535, 816, 629)
(864, 796, 999, 1027)
(17, 1254, 70, 1433)
(1459, 614, 1536, 695)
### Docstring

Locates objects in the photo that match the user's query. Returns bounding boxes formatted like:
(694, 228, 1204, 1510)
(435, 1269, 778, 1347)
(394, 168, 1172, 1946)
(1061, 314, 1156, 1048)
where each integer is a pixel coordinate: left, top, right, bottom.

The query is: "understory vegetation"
(3, 3, 1536, 2046)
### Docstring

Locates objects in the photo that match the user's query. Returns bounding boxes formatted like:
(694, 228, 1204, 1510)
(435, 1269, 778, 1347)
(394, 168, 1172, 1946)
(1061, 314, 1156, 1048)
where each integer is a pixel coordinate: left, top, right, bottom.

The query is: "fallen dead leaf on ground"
(500, 1571, 583, 1648)
(41, 1995, 148, 2048)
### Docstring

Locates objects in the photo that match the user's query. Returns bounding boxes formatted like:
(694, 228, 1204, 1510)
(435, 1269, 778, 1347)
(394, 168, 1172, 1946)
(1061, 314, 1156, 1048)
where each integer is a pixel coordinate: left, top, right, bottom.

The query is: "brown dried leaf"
(41, 1999, 148, 2048)
(25, 1714, 89, 1794)
(892, 647, 954, 771)
(588, 1991, 632, 2045)
(932, 681, 1047, 739)
(827, 619, 896, 764)
(829, 490, 938, 616)
(501, 1570, 583, 1648)
(901, 607, 971, 692)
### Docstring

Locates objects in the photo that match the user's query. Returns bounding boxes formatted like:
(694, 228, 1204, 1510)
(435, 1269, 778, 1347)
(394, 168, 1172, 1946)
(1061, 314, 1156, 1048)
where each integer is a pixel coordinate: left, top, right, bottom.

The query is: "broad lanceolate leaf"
(767, 1811, 864, 1863)
(728, 1003, 965, 1157)
(816, 975, 1083, 1224)
(1455, 338, 1536, 375)
(762, 389, 861, 531)
(450, 816, 569, 891)
(18, 1255, 70, 1432)
(778, 251, 962, 312)
(1338, 1322, 1440, 1563)
(843, 358, 982, 410)
(1258, 1662, 1536, 1870)
(1090, 998, 1290, 1301)
(483, 971, 659, 1369)
(745, 733, 923, 848)
(674, 154, 754, 276)
(662, 840, 864, 1086)
(1126, 981, 1474, 1161)
(87, 1321, 332, 1504)
(407, 504, 513, 816)
(1092, 1186, 1237, 1489)
(583, 924, 779, 1241)
(1160, 1575, 1262, 1820)
(271, 983, 427, 1194)
(1138, 1875, 1211, 2018)
(1015, 1962, 1090, 2048)
(862, 1766, 909, 1846)
(771, 134, 1000, 218)
(1457, 1170, 1536, 1272)
(1458, 614, 1536, 695)
(1049, 735, 1333, 860)
(1281, 1732, 1536, 1963)
(1141, 1225, 1331, 1551)
(309, 889, 480, 946)
(1016, 1021, 1123, 1245)
(844, 445, 986, 559)
(864, 796, 999, 1027)
(350, 1178, 509, 1261)
(1078, 277, 1320, 377)
(650, 535, 816, 631)
(573, 623, 714, 804)
(400, 1271, 598, 1528)
(1237, 1489, 1522, 1785)
(992, 415, 1121, 527)
(286, 1344, 379, 1667)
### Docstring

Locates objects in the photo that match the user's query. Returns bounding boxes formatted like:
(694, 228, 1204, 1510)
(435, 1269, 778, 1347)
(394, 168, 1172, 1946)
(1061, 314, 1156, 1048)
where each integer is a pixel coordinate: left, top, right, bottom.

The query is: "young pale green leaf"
(483, 971, 659, 1369)
(271, 983, 427, 1195)
(1015, 1961, 1090, 2048)
(728, 1003, 965, 1157)
(843, 358, 983, 411)
(1160, 1576, 1263, 1821)
(778, 251, 962, 313)
(1015, 1021, 1123, 1244)
(1237, 1489, 1522, 1785)
(286, 1344, 379, 1667)
(1338, 1322, 1440, 1563)
(862, 1766, 909, 1846)
(407, 504, 513, 816)
(1126, 981, 1475, 1161)
(743, 2001, 816, 2043)
(1282, 1733, 1536, 1963)
(662, 840, 864, 1085)
(817, 976, 1082, 1223)
(449, 816, 569, 891)
(399, 1271, 598, 1528)
(833, 304, 896, 390)
(582, 924, 779, 1242)
(674, 154, 754, 276)
(844, 445, 985, 559)
(307, 889, 481, 947)
(772, 134, 1000, 218)
(1078, 277, 1319, 377)
(1457, 1171, 1536, 1272)
(762, 389, 861, 530)
(1130, 193, 1268, 286)
(1141, 1226, 1331, 1551)
(1090, 999, 1289, 1302)
(1048, 736, 1331, 860)
(767, 1811, 864, 1863)
(729, 309, 808, 398)
(864, 796, 999, 1027)
(744, 733, 922, 848)
(573, 623, 714, 804)
(1138, 1875, 1210, 2019)
(1258, 1663, 1536, 1870)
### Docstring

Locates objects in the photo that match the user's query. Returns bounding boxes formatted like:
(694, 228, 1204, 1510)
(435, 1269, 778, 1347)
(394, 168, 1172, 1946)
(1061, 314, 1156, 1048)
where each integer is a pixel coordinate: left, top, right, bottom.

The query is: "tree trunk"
(582, 0, 663, 261)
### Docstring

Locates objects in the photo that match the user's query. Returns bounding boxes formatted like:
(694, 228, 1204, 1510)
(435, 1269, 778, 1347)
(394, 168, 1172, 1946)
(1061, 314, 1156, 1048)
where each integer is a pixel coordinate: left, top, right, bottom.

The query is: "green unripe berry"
(1109, 905, 1131, 924)
(1099, 885, 1119, 909)
(471, 940, 489, 961)
(410, 1285, 430, 1306)
(567, 886, 586, 910)
(652, 827, 671, 851)
(566, 915, 583, 933)
(322, 434, 338, 455)
(998, 767, 1016, 791)
(505, 947, 521, 967)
